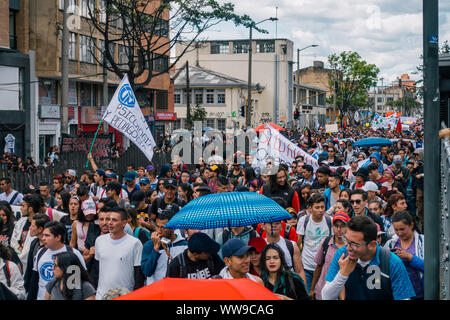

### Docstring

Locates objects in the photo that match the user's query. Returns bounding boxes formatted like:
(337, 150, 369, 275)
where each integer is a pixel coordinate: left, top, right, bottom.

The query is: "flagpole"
(85, 119, 104, 168)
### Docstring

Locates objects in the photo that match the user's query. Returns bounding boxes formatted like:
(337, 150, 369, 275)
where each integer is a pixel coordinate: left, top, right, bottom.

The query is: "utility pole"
(61, 0, 69, 134)
(423, 0, 440, 300)
(297, 49, 299, 82)
(103, 56, 109, 134)
(186, 61, 191, 130)
(246, 25, 253, 129)
(333, 66, 337, 123)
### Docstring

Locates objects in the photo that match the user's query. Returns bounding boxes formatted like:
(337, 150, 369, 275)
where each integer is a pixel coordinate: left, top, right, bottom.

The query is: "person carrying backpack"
(166, 232, 224, 279)
(322, 216, 415, 300)
(308, 212, 349, 300)
(0, 242, 26, 300)
(296, 194, 333, 293)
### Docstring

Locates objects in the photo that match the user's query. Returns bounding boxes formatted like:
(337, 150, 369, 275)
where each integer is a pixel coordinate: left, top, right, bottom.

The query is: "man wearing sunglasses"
(322, 216, 415, 300)
(63, 169, 77, 195)
(349, 189, 384, 235)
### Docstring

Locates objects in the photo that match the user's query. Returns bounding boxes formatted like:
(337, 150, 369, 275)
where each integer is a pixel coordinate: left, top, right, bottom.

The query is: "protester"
(322, 216, 415, 300)
(260, 243, 309, 300)
(260, 167, 300, 212)
(248, 236, 267, 277)
(69, 199, 98, 252)
(0, 177, 24, 205)
(94, 207, 144, 300)
(0, 242, 25, 300)
(166, 232, 224, 279)
(0, 203, 15, 245)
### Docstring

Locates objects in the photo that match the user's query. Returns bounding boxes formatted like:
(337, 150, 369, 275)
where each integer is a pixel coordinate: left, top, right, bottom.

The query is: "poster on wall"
(61, 134, 112, 164)
(4, 134, 15, 154)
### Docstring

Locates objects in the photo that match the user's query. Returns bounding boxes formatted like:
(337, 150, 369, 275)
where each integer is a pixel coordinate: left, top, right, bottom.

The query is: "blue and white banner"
(102, 75, 156, 162)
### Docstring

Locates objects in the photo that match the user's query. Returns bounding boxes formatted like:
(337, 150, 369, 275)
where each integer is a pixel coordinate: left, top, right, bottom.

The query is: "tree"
(385, 97, 422, 116)
(189, 105, 207, 123)
(327, 51, 380, 125)
(85, 0, 262, 91)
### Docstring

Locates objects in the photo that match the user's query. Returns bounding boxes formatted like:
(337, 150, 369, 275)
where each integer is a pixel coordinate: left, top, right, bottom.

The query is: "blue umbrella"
(352, 137, 393, 148)
(164, 192, 292, 230)
(202, 127, 214, 132)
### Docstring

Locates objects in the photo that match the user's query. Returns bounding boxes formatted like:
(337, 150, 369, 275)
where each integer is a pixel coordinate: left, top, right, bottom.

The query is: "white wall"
(0, 66, 20, 111)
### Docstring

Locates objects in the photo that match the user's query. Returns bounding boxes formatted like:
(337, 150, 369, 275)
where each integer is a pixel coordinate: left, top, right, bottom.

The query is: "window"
(80, 35, 95, 63)
(174, 119, 181, 130)
(156, 90, 168, 109)
(152, 54, 168, 72)
(118, 45, 130, 70)
(80, 83, 97, 106)
(155, 19, 169, 38)
(217, 119, 226, 131)
(318, 92, 325, 106)
(99, 0, 106, 23)
(206, 89, 214, 104)
(9, 10, 16, 49)
(293, 86, 297, 104)
(195, 89, 203, 105)
(99, 40, 115, 65)
(68, 32, 76, 60)
(174, 90, 182, 104)
(211, 42, 229, 54)
(39, 79, 58, 105)
(298, 88, 306, 103)
(308, 91, 316, 105)
(256, 40, 275, 53)
(387, 97, 393, 102)
(59, 0, 77, 12)
(206, 119, 215, 128)
(80, 0, 95, 18)
(233, 41, 249, 54)
(216, 89, 225, 104)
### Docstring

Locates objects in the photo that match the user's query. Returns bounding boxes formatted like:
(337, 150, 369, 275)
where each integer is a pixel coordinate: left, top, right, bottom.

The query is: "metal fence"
(441, 122, 450, 300)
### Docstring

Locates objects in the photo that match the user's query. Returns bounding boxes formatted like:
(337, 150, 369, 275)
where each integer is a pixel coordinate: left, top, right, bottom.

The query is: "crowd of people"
(0, 122, 427, 300)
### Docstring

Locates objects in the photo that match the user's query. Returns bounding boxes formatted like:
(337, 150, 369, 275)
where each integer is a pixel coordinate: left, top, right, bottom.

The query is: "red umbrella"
(254, 123, 285, 132)
(114, 278, 280, 300)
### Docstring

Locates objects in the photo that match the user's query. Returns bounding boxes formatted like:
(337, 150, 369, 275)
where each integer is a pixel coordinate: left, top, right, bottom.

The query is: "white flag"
(102, 75, 156, 162)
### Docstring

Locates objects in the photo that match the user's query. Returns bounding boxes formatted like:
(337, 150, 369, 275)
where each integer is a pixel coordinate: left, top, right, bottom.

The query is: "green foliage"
(385, 96, 422, 116)
(190, 105, 207, 122)
(326, 51, 380, 123)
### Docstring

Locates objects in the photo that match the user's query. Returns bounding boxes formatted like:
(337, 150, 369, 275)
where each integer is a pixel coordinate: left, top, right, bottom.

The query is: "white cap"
(362, 181, 379, 192)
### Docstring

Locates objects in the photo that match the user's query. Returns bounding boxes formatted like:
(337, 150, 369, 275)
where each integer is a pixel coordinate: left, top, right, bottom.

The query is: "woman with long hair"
(178, 183, 193, 203)
(60, 196, 82, 245)
(383, 193, 408, 240)
(0, 204, 15, 246)
(384, 211, 424, 299)
(0, 242, 25, 299)
(44, 251, 95, 300)
(70, 200, 98, 252)
(260, 168, 300, 213)
(259, 243, 308, 300)
(55, 190, 71, 213)
(126, 207, 150, 245)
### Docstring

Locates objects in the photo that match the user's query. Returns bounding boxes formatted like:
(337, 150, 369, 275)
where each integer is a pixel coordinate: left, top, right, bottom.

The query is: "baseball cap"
(106, 172, 117, 179)
(146, 165, 155, 171)
(210, 165, 220, 173)
(362, 181, 379, 192)
(81, 199, 97, 216)
(163, 178, 177, 189)
(188, 232, 220, 255)
(248, 237, 268, 254)
(139, 177, 150, 185)
(222, 238, 254, 258)
(348, 156, 358, 163)
(96, 169, 106, 177)
(130, 190, 146, 207)
(332, 212, 350, 224)
(393, 155, 402, 164)
(355, 167, 368, 179)
(23, 184, 36, 195)
(66, 169, 77, 177)
(124, 171, 136, 182)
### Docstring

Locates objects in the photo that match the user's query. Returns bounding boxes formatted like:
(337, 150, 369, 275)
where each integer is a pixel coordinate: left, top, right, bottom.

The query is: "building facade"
(176, 38, 294, 127)
(0, 0, 31, 158)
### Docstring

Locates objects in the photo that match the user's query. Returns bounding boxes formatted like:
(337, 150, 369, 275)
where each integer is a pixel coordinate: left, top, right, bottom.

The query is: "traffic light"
(294, 108, 299, 119)
(398, 78, 402, 87)
(240, 105, 245, 117)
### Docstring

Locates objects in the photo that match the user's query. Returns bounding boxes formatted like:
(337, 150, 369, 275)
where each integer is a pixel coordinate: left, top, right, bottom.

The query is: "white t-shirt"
(0, 190, 23, 205)
(296, 215, 332, 271)
(33, 246, 86, 300)
(95, 233, 143, 300)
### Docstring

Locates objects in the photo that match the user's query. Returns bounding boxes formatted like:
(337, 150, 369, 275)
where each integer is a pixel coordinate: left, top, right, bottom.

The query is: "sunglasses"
(350, 199, 363, 204)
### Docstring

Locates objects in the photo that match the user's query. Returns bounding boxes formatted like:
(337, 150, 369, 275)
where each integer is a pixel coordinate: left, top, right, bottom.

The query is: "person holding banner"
(260, 168, 300, 213)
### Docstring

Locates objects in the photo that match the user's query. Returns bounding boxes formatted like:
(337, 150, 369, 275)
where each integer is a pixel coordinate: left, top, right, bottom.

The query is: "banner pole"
(86, 119, 104, 168)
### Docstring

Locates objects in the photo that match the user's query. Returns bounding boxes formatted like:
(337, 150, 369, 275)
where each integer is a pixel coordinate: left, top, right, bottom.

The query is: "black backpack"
(319, 235, 334, 265)
(177, 251, 215, 279)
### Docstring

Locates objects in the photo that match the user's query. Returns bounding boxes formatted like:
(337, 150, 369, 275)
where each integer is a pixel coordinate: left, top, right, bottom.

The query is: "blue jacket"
(369, 152, 384, 174)
(323, 185, 344, 210)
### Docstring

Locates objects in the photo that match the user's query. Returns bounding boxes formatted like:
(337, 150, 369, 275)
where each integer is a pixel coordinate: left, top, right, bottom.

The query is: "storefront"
(38, 105, 61, 163)
(155, 112, 177, 142)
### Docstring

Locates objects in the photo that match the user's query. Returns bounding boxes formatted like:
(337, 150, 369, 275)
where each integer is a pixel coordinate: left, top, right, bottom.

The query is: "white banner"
(253, 124, 371, 172)
(102, 75, 156, 162)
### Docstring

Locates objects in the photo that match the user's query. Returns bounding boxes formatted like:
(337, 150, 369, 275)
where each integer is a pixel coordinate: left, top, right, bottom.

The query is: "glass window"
(216, 89, 225, 104)
(59, 0, 77, 12)
(217, 119, 226, 131)
(206, 89, 214, 103)
(39, 79, 58, 105)
(318, 92, 325, 106)
(118, 45, 130, 70)
(9, 10, 16, 49)
(206, 119, 215, 128)
(298, 88, 306, 103)
(211, 42, 229, 54)
(80, 35, 95, 63)
(153, 54, 168, 72)
(377, 97, 383, 102)
(80, 0, 95, 18)
(156, 90, 168, 109)
(308, 91, 316, 105)
(80, 83, 95, 106)
(256, 40, 275, 53)
(195, 89, 203, 105)
(233, 41, 249, 54)
(174, 90, 182, 104)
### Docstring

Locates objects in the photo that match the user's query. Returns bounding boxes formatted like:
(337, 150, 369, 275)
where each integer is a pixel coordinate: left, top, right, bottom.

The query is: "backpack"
(134, 227, 151, 240)
(8, 191, 19, 205)
(177, 251, 215, 279)
(320, 235, 333, 265)
(283, 237, 294, 262)
(2, 259, 12, 287)
(378, 247, 392, 295)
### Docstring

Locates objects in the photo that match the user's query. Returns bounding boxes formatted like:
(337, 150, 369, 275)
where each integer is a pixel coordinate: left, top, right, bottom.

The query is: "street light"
(246, 17, 278, 128)
(296, 44, 319, 81)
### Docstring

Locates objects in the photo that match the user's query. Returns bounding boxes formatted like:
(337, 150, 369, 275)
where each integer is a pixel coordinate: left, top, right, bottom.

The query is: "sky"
(177, 0, 450, 87)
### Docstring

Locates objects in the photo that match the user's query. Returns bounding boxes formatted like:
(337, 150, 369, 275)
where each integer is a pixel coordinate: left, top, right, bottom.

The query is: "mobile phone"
(390, 248, 397, 252)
